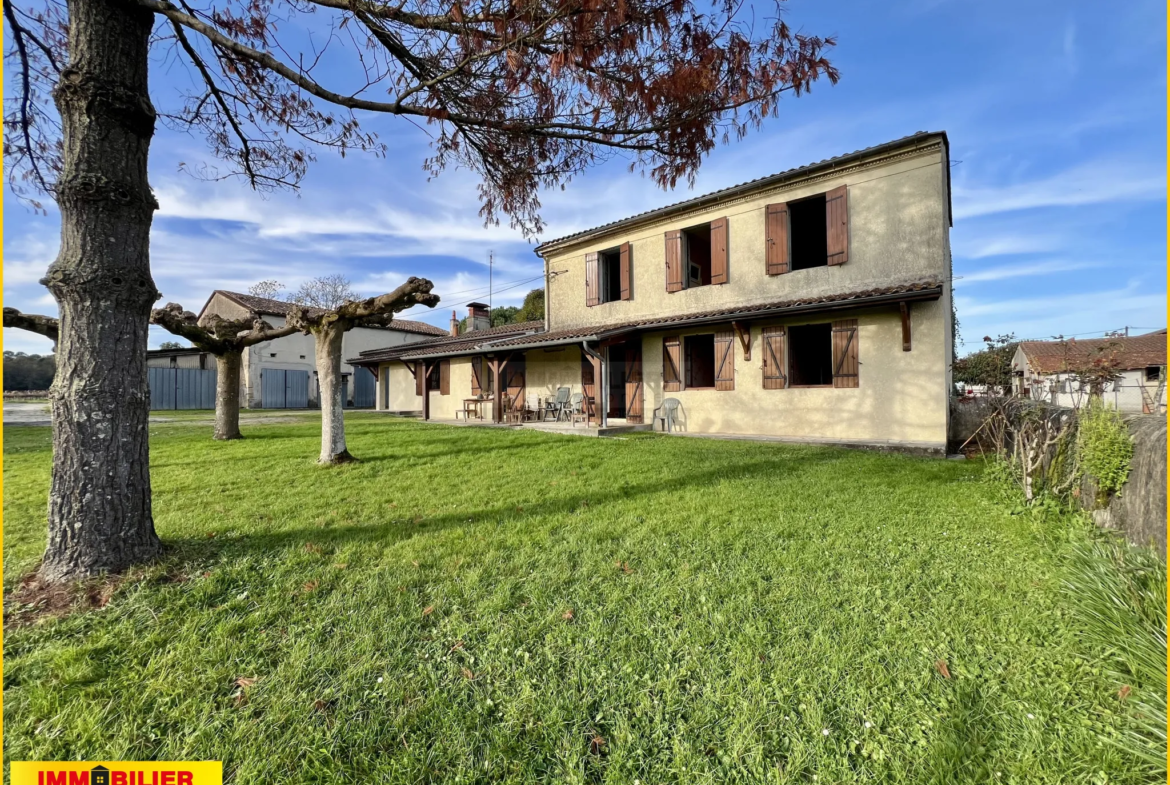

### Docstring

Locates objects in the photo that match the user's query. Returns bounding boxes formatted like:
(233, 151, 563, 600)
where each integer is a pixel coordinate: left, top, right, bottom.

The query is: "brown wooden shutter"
(766, 203, 790, 275)
(414, 362, 424, 397)
(585, 252, 600, 306)
(826, 185, 849, 266)
(832, 319, 859, 388)
(714, 330, 735, 391)
(505, 353, 526, 411)
(762, 326, 787, 389)
(663, 335, 682, 391)
(625, 343, 644, 423)
(664, 230, 683, 293)
(470, 356, 482, 395)
(439, 359, 451, 395)
(710, 217, 729, 285)
(619, 242, 632, 300)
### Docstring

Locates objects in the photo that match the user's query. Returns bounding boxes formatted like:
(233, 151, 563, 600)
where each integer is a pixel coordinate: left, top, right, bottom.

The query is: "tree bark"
(315, 323, 354, 464)
(214, 350, 244, 440)
(38, 0, 162, 581)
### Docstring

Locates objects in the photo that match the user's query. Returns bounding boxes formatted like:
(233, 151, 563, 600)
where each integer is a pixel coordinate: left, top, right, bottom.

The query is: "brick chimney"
(467, 301, 491, 332)
(449, 310, 459, 337)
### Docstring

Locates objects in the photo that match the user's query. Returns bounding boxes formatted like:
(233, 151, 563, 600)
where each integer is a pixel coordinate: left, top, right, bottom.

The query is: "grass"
(2, 414, 1143, 783)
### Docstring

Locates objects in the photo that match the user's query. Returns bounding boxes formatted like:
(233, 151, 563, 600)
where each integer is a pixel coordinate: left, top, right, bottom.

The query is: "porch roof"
(348, 279, 942, 365)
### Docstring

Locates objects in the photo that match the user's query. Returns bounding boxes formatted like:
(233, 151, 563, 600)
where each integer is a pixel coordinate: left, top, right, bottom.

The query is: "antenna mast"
(488, 249, 494, 323)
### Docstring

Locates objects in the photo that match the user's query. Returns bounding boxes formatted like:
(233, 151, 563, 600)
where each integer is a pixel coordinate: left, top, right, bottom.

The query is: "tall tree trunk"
(39, 0, 162, 581)
(314, 323, 354, 464)
(214, 350, 243, 440)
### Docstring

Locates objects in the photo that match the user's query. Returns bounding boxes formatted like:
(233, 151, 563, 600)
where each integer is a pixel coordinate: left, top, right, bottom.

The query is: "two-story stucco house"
(352, 132, 955, 453)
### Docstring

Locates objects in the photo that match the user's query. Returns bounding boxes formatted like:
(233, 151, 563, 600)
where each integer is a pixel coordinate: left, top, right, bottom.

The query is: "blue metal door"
(285, 370, 309, 408)
(149, 367, 217, 410)
(261, 368, 310, 408)
(353, 369, 375, 408)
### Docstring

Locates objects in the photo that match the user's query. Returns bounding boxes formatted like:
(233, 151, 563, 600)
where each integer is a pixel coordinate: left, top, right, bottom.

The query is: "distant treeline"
(4, 351, 55, 391)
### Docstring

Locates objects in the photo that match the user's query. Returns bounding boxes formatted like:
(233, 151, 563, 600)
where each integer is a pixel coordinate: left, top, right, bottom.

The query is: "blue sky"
(3, 0, 1166, 355)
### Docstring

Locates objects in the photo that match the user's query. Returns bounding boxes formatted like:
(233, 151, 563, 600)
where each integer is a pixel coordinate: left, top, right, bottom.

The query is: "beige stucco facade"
(371, 134, 954, 451)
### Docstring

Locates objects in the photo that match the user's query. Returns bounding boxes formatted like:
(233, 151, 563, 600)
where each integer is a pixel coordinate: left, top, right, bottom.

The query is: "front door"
(607, 344, 626, 418)
(505, 353, 526, 414)
(624, 341, 644, 423)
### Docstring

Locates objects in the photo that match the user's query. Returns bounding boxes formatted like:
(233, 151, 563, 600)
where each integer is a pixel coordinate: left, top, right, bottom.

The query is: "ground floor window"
(788, 323, 833, 386)
(685, 334, 716, 388)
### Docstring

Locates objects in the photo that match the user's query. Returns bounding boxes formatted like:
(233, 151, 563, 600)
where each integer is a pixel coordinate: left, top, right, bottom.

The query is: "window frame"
(786, 322, 835, 388)
(683, 333, 717, 390)
(680, 222, 713, 289)
(598, 246, 622, 304)
(787, 193, 829, 273)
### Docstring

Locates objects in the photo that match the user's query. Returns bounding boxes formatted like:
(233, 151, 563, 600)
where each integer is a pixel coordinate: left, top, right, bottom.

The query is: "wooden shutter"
(585, 252, 600, 306)
(581, 354, 596, 418)
(439, 359, 451, 395)
(414, 362, 424, 397)
(710, 217, 729, 285)
(762, 326, 787, 389)
(714, 330, 735, 391)
(625, 343, 644, 423)
(470, 356, 482, 395)
(663, 335, 682, 392)
(505, 353, 526, 411)
(766, 203, 790, 275)
(664, 230, 683, 293)
(619, 242, 632, 300)
(826, 185, 849, 266)
(832, 319, 859, 388)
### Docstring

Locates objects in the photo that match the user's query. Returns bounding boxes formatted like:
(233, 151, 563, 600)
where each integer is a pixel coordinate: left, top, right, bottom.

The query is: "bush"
(1077, 398, 1134, 499)
(1064, 536, 1166, 775)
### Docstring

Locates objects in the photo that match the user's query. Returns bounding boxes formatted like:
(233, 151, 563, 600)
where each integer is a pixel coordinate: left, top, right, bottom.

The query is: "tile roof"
(350, 320, 544, 363)
(351, 280, 943, 362)
(1020, 333, 1167, 374)
(535, 131, 950, 252)
(204, 291, 450, 336)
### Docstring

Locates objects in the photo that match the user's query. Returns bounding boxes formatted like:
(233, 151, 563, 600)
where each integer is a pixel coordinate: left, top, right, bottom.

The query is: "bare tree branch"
(3, 307, 59, 343)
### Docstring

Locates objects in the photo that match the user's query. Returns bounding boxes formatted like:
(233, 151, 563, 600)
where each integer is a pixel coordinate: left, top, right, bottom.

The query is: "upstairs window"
(665, 218, 728, 292)
(789, 195, 828, 271)
(585, 243, 631, 305)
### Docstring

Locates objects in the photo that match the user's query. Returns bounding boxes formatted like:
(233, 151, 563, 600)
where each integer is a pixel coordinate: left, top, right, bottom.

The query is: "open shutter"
(832, 319, 859, 388)
(710, 217, 729, 285)
(414, 362, 424, 397)
(714, 330, 735, 391)
(762, 326, 787, 389)
(825, 185, 849, 266)
(619, 242, 632, 300)
(585, 252, 600, 306)
(766, 203, 790, 275)
(470, 356, 482, 395)
(439, 358, 451, 395)
(663, 335, 682, 392)
(665, 231, 683, 293)
(625, 344, 644, 422)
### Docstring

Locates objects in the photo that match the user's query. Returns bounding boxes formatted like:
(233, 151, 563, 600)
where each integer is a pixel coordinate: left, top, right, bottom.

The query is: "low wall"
(1083, 415, 1166, 554)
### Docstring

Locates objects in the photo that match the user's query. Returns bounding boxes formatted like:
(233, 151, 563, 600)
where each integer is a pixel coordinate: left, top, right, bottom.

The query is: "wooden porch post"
(487, 357, 500, 422)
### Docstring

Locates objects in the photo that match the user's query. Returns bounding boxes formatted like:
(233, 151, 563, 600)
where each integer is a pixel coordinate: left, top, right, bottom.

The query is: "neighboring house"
(1011, 331, 1167, 414)
(153, 291, 447, 408)
(352, 131, 956, 453)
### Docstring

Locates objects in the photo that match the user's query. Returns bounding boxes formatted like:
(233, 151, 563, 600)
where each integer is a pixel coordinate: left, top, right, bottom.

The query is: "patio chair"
(568, 392, 586, 425)
(652, 398, 681, 433)
(543, 387, 571, 421)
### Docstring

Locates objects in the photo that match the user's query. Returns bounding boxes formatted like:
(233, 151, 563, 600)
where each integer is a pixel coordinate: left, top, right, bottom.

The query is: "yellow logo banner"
(10, 762, 223, 785)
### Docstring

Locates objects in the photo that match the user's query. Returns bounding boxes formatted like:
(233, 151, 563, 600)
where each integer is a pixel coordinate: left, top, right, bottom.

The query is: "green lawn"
(3, 414, 1138, 783)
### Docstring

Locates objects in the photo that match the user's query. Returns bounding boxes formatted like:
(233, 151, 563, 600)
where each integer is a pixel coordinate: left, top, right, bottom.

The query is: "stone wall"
(1083, 415, 1166, 554)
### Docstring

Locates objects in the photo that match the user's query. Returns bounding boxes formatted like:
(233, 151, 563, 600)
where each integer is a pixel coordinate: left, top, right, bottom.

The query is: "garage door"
(260, 369, 311, 408)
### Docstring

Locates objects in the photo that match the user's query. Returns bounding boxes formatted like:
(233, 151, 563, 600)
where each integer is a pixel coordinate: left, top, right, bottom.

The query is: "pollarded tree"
(4, 0, 836, 580)
(149, 303, 300, 440)
(3, 307, 60, 345)
(286, 277, 440, 464)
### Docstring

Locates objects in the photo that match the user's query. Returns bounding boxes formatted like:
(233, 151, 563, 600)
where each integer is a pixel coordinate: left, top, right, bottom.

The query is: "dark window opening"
(788, 323, 833, 386)
(685, 334, 716, 388)
(608, 344, 627, 417)
(682, 223, 712, 288)
(428, 366, 441, 391)
(790, 195, 827, 271)
(600, 248, 622, 303)
(1146, 366, 1162, 382)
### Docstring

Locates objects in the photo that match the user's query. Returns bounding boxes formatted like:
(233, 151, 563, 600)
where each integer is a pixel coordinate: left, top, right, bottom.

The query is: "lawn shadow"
(162, 452, 826, 563)
(922, 679, 1000, 784)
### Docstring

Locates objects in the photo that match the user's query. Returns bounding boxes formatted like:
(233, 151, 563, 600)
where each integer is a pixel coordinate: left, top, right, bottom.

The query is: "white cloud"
(953, 159, 1165, 219)
(955, 259, 1094, 284)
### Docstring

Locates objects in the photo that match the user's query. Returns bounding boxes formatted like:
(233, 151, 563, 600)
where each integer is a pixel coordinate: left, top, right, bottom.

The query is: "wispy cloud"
(955, 259, 1093, 284)
(953, 159, 1165, 219)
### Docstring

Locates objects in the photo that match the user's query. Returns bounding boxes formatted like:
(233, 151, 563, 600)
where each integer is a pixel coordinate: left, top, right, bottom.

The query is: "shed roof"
(198, 290, 450, 337)
(1019, 332, 1167, 374)
(535, 131, 950, 253)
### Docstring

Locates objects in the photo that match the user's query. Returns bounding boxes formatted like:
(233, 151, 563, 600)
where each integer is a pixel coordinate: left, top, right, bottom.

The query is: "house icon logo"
(90, 766, 110, 785)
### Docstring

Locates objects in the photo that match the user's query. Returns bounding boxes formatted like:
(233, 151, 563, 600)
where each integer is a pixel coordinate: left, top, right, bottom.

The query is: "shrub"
(1077, 398, 1134, 500)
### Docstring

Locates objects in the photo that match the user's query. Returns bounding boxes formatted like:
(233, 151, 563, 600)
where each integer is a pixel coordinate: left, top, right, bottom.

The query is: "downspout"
(581, 341, 606, 428)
